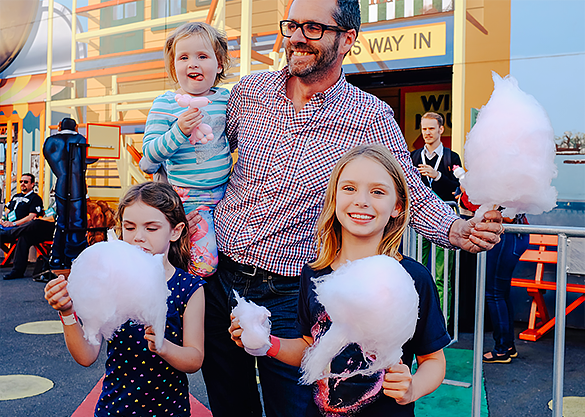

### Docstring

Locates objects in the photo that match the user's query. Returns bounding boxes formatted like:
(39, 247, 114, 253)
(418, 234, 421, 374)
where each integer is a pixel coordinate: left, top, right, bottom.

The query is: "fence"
(403, 223, 585, 417)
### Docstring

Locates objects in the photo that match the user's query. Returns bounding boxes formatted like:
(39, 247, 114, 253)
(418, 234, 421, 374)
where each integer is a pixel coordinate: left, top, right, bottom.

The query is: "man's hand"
(417, 164, 438, 179)
(449, 210, 504, 253)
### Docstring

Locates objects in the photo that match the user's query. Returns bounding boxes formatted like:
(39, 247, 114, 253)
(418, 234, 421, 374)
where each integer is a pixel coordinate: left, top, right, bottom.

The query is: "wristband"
(59, 311, 78, 326)
(266, 335, 280, 357)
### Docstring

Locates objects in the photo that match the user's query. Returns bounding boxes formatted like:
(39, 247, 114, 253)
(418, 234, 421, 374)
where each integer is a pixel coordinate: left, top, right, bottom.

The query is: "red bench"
(511, 234, 585, 341)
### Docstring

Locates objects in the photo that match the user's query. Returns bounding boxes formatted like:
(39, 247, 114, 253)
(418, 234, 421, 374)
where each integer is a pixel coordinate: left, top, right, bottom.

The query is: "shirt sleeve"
(30, 194, 44, 215)
(142, 95, 189, 163)
(402, 257, 451, 356)
(226, 81, 242, 153)
(364, 106, 459, 248)
(296, 265, 314, 337)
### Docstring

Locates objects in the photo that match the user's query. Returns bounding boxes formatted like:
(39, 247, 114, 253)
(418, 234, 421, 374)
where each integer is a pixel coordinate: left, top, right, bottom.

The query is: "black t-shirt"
(297, 256, 451, 417)
(6, 192, 43, 221)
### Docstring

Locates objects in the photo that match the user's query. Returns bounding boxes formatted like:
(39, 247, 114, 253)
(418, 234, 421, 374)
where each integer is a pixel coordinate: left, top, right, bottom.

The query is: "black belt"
(218, 252, 294, 280)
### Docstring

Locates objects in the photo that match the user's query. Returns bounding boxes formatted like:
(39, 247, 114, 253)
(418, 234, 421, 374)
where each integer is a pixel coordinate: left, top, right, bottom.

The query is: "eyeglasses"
(280, 20, 348, 41)
(20, 180, 30, 184)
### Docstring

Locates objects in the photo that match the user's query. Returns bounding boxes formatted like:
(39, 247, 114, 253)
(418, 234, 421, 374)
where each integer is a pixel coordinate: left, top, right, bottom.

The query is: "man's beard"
(286, 34, 341, 81)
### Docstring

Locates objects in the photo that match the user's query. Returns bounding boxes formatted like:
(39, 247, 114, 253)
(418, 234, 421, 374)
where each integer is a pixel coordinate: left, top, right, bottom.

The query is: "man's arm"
(367, 107, 502, 252)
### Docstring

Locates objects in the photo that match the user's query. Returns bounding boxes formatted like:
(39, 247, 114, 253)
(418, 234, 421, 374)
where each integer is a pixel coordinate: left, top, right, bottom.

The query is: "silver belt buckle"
(241, 265, 257, 277)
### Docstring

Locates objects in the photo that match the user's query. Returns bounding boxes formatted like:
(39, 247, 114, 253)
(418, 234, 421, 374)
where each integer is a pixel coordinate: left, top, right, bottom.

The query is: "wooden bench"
(511, 234, 585, 341)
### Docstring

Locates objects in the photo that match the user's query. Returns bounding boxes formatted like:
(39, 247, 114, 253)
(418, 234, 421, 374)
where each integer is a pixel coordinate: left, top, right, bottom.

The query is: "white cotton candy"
(67, 240, 169, 350)
(231, 290, 272, 351)
(462, 72, 558, 219)
(300, 255, 419, 385)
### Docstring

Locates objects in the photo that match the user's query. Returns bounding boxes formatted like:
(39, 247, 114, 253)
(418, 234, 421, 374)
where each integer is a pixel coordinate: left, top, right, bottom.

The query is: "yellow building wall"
(460, 0, 511, 161)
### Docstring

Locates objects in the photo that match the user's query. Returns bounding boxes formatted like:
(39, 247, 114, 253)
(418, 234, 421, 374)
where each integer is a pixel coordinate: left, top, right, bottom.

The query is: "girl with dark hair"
(44, 182, 205, 416)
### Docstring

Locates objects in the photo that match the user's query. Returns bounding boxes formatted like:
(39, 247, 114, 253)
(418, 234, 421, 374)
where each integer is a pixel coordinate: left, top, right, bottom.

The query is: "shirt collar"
(424, 142, 444, 159)
(275, 67, 347, 107)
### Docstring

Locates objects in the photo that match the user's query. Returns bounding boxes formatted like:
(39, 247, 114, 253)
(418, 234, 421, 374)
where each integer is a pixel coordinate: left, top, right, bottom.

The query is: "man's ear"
(170, 222, 185, 242)
(439, 125, 445, 136)
(339, 29, 357, 56)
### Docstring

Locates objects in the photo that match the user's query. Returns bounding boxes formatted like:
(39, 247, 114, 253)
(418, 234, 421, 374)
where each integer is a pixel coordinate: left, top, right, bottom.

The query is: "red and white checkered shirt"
(215, 68, 458, 276)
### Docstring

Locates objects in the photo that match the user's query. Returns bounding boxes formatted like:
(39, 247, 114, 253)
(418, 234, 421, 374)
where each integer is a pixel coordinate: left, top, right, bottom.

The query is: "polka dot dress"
(95, 268, 205, 416)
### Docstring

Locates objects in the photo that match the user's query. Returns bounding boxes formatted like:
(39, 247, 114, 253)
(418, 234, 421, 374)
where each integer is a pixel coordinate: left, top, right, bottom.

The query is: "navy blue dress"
(95, 268, 205, 416)
(297, 256, 451, 417)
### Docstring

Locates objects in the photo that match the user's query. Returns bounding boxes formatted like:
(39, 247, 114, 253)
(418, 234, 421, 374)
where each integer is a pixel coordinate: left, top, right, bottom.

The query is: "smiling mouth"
(188, 73, 203, 80)
(349, 213, 374, 220)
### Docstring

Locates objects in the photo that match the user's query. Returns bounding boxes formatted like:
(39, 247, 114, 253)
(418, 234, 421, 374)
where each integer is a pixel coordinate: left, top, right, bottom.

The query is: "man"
(1, 173, 43, 230)
(411, 112, 462, 321)
(411, 112, 461, 202)
(198, 1, 503, 416)
(1, 173, 45, 279)
(43, 117, 90, 269)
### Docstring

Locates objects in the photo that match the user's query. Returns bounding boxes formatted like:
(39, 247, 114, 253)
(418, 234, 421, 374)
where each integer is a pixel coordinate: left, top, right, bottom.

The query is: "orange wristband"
(266, 335, 280, 357)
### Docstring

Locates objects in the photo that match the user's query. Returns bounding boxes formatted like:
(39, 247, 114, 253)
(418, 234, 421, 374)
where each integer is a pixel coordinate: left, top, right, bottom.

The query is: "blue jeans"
(201, 261, 312, 417)
(485, 233, 529, 354)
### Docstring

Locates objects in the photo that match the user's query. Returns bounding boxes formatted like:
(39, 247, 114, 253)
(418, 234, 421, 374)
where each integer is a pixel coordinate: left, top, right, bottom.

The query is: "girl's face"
(174, 34, 222, 96)
(121, 202, 184, 257)
(335, 156, 400, 243)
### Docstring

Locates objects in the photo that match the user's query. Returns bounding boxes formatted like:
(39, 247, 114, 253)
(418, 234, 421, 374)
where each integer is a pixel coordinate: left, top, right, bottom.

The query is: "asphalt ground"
(1, 264, 584, 417)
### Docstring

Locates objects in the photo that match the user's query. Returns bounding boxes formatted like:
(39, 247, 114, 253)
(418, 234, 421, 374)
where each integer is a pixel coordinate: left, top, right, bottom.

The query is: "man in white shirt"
(411, 112, 462, 322)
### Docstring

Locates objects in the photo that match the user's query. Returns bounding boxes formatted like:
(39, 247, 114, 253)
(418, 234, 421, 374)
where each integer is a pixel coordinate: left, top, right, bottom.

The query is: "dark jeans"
(10, 220, 55, 276)
(201, 259, 312, 417)
(485, 233, 529, 354)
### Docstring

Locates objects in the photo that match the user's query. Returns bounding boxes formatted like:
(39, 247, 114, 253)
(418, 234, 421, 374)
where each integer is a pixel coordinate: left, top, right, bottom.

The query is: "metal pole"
(443, 247, 449, 321)
(471, 251, 487, 417)
(453, 249, 460, 342)
(551, 233, 568, 417)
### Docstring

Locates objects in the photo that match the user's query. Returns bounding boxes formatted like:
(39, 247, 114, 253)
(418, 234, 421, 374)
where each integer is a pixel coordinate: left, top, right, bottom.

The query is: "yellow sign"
(402, 87, 452, 151)
(344, 22, 446, 65)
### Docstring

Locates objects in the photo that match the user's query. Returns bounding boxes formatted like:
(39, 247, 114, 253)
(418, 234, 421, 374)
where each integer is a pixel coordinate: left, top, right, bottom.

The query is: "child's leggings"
(173, 184, 226, 277)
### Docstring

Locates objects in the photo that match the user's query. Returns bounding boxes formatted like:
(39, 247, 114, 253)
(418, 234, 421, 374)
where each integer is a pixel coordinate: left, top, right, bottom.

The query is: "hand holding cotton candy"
(231, 290, 272, 356)
(461, 72, 557, 219)
(67, 240, 169, 350)
(301, 255, 419, 385)
(175, 94, 214, 144)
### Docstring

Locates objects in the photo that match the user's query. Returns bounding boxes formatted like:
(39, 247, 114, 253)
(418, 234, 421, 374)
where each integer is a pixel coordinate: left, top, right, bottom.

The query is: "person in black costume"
(43, 118, 90, 269)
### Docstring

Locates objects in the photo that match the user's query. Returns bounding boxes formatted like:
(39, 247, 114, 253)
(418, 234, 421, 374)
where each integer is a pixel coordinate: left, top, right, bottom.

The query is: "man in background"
(411, 112, 462, 321)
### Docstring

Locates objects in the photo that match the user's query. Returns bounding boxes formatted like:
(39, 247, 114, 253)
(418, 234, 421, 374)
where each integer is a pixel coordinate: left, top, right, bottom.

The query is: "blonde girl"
(45, 182, 205, 416)
(230, 144, 451, 416)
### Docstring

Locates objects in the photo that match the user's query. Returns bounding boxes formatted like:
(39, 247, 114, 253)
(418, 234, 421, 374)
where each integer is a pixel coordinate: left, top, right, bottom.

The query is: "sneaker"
(483, 351, 511, 364)
(3, 271, 24, 280)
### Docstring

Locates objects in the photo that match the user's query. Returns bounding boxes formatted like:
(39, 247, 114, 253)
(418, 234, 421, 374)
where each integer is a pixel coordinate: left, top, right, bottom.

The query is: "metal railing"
(404, 222, 585, 417)
(470, 224, 585, 417)
(402, 227, 461, 342)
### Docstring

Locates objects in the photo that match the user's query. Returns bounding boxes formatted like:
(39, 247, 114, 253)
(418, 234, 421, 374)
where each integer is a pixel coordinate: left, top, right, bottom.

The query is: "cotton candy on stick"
(67, 240, 170, 350)
(301, 255, 419, 385)
(232, 290, 272, 356)
(461, 72, 557, 219)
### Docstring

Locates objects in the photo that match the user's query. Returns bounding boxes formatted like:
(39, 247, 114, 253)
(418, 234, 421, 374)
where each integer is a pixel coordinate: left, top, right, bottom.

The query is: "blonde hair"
(310, 144, 410, 270)
(164, 22, 230, 87)
(117, 182, 191, 272)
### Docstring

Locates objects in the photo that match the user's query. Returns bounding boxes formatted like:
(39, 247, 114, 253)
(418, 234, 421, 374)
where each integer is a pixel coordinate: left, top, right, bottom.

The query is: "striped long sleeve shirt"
(142, 88, 232, 189)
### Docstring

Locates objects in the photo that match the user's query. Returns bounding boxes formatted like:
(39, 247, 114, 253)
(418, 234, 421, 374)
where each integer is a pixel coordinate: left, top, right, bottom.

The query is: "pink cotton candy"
(67, 240, 169, 350)
(300, 255, 419, 385)
(462, 72, 557, 219)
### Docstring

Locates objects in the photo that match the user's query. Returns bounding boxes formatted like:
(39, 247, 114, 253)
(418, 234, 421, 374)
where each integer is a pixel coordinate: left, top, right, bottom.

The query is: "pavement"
(1, 264, 584, 417)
